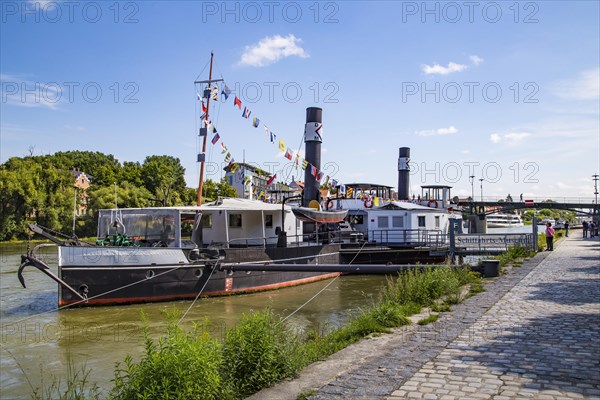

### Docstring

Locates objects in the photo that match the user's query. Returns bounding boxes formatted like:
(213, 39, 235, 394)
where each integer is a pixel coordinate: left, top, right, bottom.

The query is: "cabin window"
(392, 216, 404, 228)
(265, 214, 273, 228)
(435, 216, 440, 228)
(201, 214, 212, 228)
(229, 213, 242, 228)
(377, 216, 389, 228)
(418, 216, 426, 227)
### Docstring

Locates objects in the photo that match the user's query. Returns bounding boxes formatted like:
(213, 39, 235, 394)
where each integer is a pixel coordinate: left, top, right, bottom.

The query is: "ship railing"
(368, 229, 446, 247)
(226, 230, 343, 248)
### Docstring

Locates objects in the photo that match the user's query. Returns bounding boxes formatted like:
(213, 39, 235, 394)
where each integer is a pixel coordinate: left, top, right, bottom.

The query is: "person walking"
(590, 222, 596, 238)
(564, 220, 569, 237)
(582, 221, 588, 238)
(545, 222, 555, 251)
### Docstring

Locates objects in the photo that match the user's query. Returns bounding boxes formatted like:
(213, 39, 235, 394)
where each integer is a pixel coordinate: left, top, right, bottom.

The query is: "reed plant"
(495, 246, 536, 269)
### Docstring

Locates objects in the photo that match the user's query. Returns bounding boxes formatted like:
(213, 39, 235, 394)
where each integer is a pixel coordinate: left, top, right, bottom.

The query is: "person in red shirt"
(546, 222, 555, 251)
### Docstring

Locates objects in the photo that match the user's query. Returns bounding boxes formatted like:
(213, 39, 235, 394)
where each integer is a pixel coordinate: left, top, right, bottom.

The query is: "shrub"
(111, 313, 232, 400)
(222, 309, 301, 398)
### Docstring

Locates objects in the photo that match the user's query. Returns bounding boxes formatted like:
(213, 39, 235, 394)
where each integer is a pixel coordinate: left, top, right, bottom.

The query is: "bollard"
(482, 260, 500, 278)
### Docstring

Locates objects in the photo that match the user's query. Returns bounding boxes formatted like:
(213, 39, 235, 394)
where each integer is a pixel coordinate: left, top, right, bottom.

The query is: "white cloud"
(27, 0, 57, 5)
(422, 55, 483, 75)
(489, 132, 531, 145)
(553, 67, 600, 101)
(238, 34, 309, 67)
(461, 149, 471, 154)
(416, 126, 458, 136)
(65, 124, 86, 132)
(422, 62, 467, 75)
(0, 73, 60, 109)
(469, 55, 484, 66)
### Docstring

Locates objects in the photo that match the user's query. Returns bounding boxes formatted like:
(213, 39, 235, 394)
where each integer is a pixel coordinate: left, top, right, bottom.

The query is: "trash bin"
(482, 260, 500, 278)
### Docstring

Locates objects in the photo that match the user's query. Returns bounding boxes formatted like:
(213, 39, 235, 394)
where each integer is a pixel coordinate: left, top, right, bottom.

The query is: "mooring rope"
(177, 263, 218, 324)
(281, 239, 370, 323)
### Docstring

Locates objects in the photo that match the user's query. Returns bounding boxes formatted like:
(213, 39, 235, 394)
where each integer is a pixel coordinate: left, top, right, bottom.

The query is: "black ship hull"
(57, 244, 341, 307)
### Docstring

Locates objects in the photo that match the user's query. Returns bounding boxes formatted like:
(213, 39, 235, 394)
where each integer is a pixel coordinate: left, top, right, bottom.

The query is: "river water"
(0, 243, 390, 399)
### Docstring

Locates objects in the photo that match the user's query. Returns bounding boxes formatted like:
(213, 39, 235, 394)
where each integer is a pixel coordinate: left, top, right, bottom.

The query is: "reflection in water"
(1, 243, 388, 398)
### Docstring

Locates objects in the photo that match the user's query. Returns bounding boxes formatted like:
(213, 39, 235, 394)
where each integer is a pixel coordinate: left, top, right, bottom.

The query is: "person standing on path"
(564, 220, 569, 237)
(546, 222, 555, 251)
(583, 220, 588, 238)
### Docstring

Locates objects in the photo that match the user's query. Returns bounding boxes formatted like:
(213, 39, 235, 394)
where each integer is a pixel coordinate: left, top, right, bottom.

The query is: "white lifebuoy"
(364, 197, 373, 208)
(427, 200, 438, 208)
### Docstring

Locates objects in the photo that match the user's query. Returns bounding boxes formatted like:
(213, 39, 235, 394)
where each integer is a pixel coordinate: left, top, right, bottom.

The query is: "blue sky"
(1, 0, 599, 200)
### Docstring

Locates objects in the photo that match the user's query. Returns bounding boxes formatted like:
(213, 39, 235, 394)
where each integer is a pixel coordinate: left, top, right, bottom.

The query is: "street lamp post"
(593, 174, 599, 204)
(469, 175, 475, 200)
(479, 178, 484, 202)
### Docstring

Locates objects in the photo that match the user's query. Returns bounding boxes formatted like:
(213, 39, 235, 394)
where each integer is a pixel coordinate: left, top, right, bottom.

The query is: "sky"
(1, 0, 599, 200)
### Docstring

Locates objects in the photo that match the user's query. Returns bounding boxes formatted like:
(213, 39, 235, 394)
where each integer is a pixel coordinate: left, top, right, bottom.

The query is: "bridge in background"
(456, 198, 599, 216)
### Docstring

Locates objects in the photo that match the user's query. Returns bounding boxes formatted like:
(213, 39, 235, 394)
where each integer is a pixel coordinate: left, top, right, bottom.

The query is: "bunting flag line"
(230, 163, 239, 173)
(216, 79, 337, 190)
(331, 179, 338, 188)
(211, 132, 220, 145)
(211, 86, 219, 101)
(221, 85, 231, 101)
(267, 174, 276, 185)
(199, 112, 206, 121)
(202, 101, 207, 113)
(196, 92, 201, 101)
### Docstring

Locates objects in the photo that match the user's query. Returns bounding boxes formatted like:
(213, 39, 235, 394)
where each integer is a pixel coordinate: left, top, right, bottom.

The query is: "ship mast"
(195, 52, 223, 206)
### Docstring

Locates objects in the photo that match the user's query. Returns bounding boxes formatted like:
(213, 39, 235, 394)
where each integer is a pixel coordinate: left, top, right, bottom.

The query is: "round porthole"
(195, 268, 203, 278)
(146, 270, 155, 279)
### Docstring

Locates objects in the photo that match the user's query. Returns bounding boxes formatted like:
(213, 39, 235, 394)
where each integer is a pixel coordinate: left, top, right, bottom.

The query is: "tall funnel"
(397, 147, 410, 200)
(302, 107, 323, 207)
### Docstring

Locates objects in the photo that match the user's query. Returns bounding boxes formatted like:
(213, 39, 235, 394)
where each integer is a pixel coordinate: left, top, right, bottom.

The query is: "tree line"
(0, 151, 236, 240)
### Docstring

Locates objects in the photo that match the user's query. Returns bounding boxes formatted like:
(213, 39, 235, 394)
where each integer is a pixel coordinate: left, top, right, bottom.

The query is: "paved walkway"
(387, 237, 600, 400)
(252, 236, 600, 400)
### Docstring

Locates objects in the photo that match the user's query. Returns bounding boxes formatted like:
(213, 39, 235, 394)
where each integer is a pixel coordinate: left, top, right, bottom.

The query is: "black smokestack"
(398, 147, 410, 200)
(302, 107, 323, 207)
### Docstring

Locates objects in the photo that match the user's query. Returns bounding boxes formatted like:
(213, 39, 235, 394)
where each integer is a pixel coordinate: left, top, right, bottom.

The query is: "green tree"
(120, 161, 143, 186)
(141, 156, 186, 206)
(201, 178, 238, 202)
(89, 182, 151, 210)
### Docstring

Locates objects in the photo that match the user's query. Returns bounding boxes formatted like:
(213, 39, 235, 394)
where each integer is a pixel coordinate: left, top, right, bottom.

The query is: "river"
(0, 242, 390, 399)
